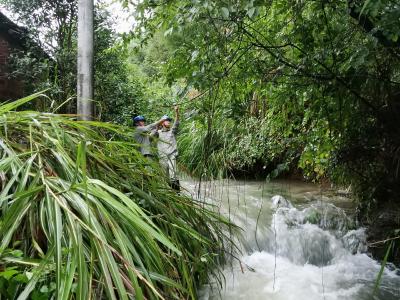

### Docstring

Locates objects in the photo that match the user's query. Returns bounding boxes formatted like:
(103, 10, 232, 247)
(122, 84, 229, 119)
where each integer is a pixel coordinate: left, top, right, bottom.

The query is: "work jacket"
(134, 122, 158, 155)
(157, 121, 179, 158)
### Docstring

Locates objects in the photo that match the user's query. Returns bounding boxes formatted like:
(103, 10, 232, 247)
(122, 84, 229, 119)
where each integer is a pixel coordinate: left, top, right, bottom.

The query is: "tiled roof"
(0, 11, 50, 60)
(0, 11, 29, 45)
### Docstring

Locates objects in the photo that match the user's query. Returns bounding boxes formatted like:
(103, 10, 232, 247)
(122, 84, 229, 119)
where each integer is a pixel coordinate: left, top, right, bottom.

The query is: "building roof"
(0, 11, 29, 45)
(0, 11, 49, 59)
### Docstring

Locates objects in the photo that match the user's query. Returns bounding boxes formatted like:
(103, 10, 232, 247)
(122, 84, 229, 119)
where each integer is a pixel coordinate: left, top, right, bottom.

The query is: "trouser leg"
(167, 156, 177, 181)
(159, 157, 169, 177)
(160, 155, 180, 191)
(168, 156, 180, 191)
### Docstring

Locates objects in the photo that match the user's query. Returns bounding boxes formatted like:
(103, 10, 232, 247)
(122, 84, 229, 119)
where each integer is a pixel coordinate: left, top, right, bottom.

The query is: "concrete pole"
(77, 0, 94, 120)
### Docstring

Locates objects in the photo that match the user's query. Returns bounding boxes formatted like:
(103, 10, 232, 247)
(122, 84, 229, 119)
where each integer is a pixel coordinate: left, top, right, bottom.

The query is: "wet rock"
(342, 229, 367, 254)
(364, 201, 400, 266)
(271, 195, 293, 209)
(302, 203, 356, 233)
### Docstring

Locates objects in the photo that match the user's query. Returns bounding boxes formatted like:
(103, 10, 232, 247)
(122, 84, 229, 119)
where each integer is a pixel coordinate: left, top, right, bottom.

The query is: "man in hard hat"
(156, 106, 180, 190)
(132, 115, 167, 158)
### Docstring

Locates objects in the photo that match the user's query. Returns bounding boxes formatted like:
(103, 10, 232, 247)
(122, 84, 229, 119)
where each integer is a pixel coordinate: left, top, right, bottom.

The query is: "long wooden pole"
(77, 0, 94, 120)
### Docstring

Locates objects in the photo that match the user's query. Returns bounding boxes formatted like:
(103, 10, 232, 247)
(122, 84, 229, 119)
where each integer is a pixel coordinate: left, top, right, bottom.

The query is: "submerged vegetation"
(0, 94, 232, 299)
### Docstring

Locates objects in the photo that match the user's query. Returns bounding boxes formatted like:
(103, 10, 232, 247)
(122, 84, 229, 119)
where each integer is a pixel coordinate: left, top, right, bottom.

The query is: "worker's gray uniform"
(157, 121, 179, 180)
(134, 122, 158, 156)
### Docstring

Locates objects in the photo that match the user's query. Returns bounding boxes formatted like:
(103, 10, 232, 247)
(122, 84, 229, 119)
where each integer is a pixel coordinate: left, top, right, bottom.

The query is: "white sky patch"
(98, 0, 136, 34)
(0, 5, 20, 25)
(1, 1, 135, 34)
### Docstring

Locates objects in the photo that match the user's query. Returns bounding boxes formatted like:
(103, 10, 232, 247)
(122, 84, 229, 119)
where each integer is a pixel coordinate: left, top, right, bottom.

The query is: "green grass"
(0, 93, 234, 299)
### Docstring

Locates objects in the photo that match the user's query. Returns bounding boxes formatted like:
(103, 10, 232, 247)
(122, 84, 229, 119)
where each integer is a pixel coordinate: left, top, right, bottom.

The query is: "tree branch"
(347, 0, 400, 48)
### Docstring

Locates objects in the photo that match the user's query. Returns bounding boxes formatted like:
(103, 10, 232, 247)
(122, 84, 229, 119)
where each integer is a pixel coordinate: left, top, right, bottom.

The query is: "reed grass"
(0, 93, 233, 299)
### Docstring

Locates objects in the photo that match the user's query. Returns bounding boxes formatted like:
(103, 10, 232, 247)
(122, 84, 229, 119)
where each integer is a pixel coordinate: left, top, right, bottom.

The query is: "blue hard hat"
(133, 115, 145, 124)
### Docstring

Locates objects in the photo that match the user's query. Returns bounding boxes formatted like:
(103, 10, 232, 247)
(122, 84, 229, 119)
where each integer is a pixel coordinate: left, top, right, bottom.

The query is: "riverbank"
(363, 200, 400, 266)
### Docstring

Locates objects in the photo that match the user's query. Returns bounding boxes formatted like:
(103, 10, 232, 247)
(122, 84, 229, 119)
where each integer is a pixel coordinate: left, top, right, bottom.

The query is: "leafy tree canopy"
(124, 0, 400, 211)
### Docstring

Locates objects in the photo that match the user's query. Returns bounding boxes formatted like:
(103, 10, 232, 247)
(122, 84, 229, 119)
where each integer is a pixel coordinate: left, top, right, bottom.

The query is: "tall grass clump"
(178, 116, 233, 179)
(0, 93, 233, 299)
(178, 113, 273, 179)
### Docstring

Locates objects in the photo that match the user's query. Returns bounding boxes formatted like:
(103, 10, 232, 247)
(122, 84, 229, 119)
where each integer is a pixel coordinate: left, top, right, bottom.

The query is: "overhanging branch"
(347, 0, 400, 48)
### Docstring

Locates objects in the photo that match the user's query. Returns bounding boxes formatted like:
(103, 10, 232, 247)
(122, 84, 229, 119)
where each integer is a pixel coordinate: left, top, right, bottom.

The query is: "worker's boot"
(171, 179, 180, 192)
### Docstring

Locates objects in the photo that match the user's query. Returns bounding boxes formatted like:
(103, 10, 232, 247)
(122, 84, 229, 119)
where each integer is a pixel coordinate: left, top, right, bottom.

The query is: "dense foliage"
(125, 32, 180, 123)
(93, 11, 145, 123)
(129, 0, 399, 199)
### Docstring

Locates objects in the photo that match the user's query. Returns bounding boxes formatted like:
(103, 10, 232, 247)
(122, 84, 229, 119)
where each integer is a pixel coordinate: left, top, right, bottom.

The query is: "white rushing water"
(183, 179, 400, 300)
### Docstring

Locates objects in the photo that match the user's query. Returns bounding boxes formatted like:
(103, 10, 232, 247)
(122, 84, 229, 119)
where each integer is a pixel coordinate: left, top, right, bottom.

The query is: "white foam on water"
(185, 180, 400, 300)
(202, 195, 400, 300)
(217, 250, 399, 300)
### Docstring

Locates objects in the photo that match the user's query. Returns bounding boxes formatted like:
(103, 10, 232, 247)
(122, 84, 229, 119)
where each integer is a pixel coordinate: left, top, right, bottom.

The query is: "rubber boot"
(171, 179, 180, 192)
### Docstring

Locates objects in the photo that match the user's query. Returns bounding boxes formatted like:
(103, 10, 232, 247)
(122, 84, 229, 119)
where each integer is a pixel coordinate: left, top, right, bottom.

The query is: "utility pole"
(77, 0, 94, 120)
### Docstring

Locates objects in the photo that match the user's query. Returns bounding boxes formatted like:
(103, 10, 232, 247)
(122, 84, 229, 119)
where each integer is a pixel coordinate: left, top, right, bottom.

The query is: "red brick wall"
(0, 33, 24, 101)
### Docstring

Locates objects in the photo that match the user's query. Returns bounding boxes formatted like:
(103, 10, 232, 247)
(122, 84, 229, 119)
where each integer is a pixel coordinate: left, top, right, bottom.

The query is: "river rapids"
(183, 179, 400, 300)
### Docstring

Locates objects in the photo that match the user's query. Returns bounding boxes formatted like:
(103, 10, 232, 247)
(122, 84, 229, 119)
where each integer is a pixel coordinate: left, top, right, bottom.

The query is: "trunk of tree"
(77, 0, 94, 120)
